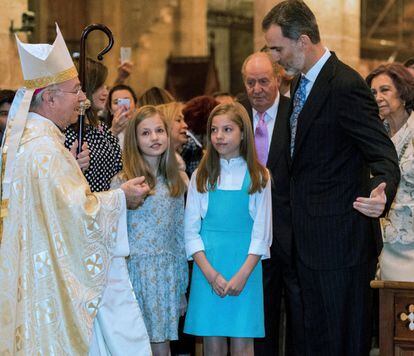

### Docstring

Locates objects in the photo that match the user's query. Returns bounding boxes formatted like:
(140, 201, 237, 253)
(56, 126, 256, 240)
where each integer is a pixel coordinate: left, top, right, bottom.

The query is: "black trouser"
(255, 243, 305, 356)
(296, 257, 377, 356)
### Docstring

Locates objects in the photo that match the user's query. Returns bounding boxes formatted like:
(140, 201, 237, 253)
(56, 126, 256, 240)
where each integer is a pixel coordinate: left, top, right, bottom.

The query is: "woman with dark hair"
(367, 63, 414, 281)
(404, 57, 414, 77)
(105, 84, 137, 147)
(0, 89, 15, 142)
(181, 95, 219, 177)
(65, 58, 122, 192)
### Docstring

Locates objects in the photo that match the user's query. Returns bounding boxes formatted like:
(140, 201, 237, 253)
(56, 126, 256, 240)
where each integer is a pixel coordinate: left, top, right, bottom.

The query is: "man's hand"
(120, 176, 150, 209)
(353, 182, 387, 218)
(70, 140, 90, 172)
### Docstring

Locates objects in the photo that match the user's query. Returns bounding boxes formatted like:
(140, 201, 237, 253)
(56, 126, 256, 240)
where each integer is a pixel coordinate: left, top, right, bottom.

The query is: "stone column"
(308, 0, 360, 69)
(175, 0, 208, 56)
(254, 0, 361, 69)
(254, 0, 279, 52)
(85, 0, 124, 86)
(0, 0, 28, 89)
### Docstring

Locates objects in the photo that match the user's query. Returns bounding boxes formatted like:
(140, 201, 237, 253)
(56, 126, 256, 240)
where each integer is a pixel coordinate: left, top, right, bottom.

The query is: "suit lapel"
(241, 96, 290, 170)
(267, 95, 290, 170)
(292, 54, 337, 162)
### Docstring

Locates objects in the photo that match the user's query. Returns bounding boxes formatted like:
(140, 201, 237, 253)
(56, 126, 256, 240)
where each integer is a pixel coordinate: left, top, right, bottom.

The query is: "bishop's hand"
(121, 176, 150, 209)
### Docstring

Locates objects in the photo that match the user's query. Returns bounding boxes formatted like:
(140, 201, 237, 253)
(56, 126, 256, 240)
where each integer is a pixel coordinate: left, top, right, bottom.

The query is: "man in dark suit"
(239, 52, 304, 356)
(262, 1, 400, 355)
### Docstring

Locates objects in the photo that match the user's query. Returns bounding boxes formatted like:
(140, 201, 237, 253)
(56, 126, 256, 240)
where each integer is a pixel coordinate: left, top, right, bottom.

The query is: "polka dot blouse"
(65, 122, 122, 192)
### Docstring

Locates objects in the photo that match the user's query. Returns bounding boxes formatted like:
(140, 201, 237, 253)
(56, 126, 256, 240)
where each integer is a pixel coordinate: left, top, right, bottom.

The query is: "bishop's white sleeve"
(248, 175, 273, 259)
(184, 171, 206, 259)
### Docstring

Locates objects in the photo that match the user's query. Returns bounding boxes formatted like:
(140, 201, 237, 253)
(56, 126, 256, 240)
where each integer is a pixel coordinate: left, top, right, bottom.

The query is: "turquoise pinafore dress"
(184, 172, 264, 337)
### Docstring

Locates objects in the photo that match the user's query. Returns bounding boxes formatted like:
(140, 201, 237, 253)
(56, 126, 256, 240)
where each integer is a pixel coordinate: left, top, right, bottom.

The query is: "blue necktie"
(290, 75, 309, 156)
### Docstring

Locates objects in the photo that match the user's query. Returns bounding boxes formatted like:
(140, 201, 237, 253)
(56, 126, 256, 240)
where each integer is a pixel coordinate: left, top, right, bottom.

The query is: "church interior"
(1, 1, 414, 355)
(1, 0, 414, 95)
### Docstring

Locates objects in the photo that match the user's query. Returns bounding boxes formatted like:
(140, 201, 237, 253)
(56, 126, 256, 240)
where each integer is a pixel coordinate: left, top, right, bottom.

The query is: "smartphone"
(120, 47, 132, 63)
(117, 98, 130, 109)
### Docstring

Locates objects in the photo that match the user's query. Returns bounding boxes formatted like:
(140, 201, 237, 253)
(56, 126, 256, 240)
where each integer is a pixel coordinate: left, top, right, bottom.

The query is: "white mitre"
(0, 23, 78, 219)
(16, 23, 77, 89)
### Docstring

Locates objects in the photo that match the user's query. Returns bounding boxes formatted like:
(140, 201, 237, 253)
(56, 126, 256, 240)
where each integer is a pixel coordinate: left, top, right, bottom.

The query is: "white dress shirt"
(302, 48, 331, 98)
(184, 157, 273, 260)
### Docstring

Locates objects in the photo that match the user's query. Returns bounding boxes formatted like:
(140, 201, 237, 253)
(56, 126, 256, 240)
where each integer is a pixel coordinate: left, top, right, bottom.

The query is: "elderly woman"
(367, 63, 414, 281)
(157, 102, 189, 186)
(65, 58, 123, 192)
(181, 95, 218, 177)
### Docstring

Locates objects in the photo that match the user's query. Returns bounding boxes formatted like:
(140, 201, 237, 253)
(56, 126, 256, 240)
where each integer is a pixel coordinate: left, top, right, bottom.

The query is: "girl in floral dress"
(111, 105, 188, 356)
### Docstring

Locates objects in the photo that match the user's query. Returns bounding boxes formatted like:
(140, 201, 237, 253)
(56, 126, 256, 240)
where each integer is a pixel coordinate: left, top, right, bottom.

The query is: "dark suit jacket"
(240, 94, 293, 257)
(289, 53, 400, 270)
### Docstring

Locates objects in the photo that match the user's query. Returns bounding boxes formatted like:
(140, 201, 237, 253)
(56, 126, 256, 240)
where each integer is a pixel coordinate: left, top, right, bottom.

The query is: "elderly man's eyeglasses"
(53, 88, 85, 96)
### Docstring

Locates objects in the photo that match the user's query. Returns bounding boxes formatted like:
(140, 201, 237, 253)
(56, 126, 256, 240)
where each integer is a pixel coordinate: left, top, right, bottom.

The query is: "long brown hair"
(196, 102, 269, 194)
(122, 105, 186, 197)
(74, 57, 108, 127)
(138, 87, 175, 106)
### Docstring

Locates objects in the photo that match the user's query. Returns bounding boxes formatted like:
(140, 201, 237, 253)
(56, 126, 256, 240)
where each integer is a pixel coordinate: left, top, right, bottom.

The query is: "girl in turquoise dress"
(184, 103, 272, 355)
(111, 105, 188, 356)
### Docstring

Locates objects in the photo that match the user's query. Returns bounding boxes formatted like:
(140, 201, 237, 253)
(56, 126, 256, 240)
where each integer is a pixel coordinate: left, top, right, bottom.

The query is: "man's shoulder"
(19, 127, 70, 169)
(328, 56, 365, 87)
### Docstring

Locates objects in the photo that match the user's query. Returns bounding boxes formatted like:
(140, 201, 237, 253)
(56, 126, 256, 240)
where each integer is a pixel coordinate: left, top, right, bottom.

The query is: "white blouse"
(381, 112, 414, 244)
(184, 157, 273, 260)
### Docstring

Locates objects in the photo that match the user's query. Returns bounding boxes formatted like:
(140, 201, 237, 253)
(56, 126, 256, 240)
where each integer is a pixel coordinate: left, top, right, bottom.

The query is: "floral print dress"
(380, 112, 414, 281)
(112, 174, 188, 342)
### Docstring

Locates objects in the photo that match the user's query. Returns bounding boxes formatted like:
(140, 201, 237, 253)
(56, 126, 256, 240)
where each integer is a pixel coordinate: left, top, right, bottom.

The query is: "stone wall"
(0, 0, 208, 96)
(86, 0, 207, 96)
(0, 0, 27, 89)
(254, 0, 361, 71)
(0, 0, 364, 91)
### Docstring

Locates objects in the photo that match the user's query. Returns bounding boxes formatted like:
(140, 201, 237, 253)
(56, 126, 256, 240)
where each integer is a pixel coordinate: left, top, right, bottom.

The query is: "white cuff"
(248, 239, 270, 260)
(185, 238, 205, 260)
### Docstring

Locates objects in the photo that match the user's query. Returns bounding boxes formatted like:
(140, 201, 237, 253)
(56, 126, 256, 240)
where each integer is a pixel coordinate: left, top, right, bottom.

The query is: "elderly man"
(239, 52, 304, 356)
(262, 1, 400, 355)
(0, 25, 151, 355)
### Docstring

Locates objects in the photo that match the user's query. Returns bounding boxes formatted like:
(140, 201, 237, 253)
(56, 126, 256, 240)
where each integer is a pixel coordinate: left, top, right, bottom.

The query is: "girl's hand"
(224, 270, 248, 296)
(211, 273, 228, 298)
(179, 294, 187, 316)
(110, 107, 129, 136)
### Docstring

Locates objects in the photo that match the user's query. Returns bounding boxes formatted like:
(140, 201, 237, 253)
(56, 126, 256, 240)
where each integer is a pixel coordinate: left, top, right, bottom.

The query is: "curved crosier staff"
(77, 24, 114, 155)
